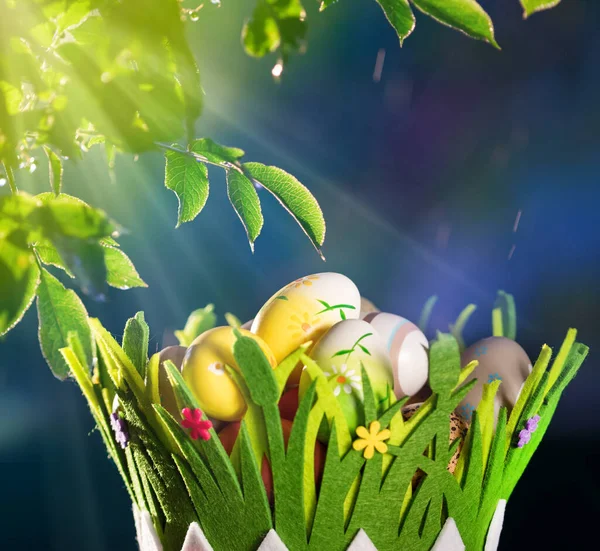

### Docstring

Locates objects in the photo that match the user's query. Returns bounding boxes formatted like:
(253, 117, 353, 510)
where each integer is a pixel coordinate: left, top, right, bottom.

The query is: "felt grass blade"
(476, 380, 501, 469)
(274, 343, 312, 393)
(90, 318, 146, 400)
(360, 366, 378, 424)
(419, 295, 438, 334)
(429, 333, 461, 393)
(493, 291, 517, 339)
(145, 353, 161, 407)
(174, 304, 216, 347)
(544, 343, 589, 402)
(505, 343, 552, 450)
(122, 311, 149, 378)
(455, 360, 478, 389)
(544, 328, 576, 398)
(449, 303, 477, 350)
(162, 360, 244, 500)
(233, 331, 279, 407)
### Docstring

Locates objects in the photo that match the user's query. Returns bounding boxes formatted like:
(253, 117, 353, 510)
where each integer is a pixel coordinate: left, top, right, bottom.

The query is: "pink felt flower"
(180, 408, 213, 441)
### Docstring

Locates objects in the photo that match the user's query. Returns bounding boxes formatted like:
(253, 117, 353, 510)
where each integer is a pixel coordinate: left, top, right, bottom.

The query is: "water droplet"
(29, 163, 37, 173)
(272, 62, 283, 78)
(190, 12, 200, 21)
(0, 178, 6, 187)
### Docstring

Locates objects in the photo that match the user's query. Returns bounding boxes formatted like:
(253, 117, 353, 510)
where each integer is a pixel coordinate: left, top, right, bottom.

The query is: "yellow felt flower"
(352, 421, 391, 459)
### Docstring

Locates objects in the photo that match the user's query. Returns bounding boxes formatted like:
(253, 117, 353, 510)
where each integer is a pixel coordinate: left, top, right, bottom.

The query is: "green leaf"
(191, 138, 245, 165)
(34, 240, 74, 278)
(164, 149, 210, 227)
(410, 0, 499, 48)
(102, 244, 147, 289)
(51, 236, 108, 300)
(243, 162, 326, 257)
(123, 311, 150, 378)
(520, 0, 561, 18)
(174, 304, 217, 347)
(242, 2, 281, 57)
(33, 193, 118, 240)
(36, 267, 93, 379)
(0, 231, 40, 336)
(225, 312, 242, 328)
(242, 0, 307, 62)
(226, 169, 264, 251)
(376, 0, 416, 45)
(43, 146, 63, 196)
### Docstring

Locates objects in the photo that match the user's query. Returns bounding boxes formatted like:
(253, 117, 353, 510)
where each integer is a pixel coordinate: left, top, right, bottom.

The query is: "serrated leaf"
(36, 267, 93, 379)
(243, 0, 307, 62)
(174, 304, 217, 347)
(376, 0, 416, 45)
(520, 0, 561, 18)
(164, 149, 210, 227)
(191, 138, 245, 165)
(43, 146, 63, 196)
(0, 231, 40, 336)
(226, 169, 263, 251)
(102, 244, 147, 289)
(243, 162, 326, 257)
(52, 235, 108, 300)
(242, 2, 281, 57)
(33, 193, 118, 240)
(34, 240, 74, 278)
(410, 0, 499, 48)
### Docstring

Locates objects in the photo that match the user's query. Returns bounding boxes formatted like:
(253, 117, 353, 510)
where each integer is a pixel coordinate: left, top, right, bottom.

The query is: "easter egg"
(251, 273, 361, 383)
(182, 327, 276, 422)
(300, 319, 394, 435)
(278, 387, 299, 421)
(362, 312, 429, 399)
(458, 336, 532, 422)
(219, 419, 325, 502)
(359, 297, 380, 317)
(157, 345, 186, 418)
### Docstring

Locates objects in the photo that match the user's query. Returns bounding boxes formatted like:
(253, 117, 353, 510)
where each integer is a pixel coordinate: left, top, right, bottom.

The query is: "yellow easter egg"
(182, 326, 276, 422)
(250, 273, 361, 383)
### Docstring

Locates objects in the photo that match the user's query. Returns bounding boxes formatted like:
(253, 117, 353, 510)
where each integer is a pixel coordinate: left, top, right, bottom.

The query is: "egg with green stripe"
(300, 319, 393, 436)
(251, 273, 361, 384)
(362, 312, 429, 399)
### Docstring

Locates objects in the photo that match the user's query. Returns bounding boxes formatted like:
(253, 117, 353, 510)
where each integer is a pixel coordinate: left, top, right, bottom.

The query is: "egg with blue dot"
(458, 336, 532, 422)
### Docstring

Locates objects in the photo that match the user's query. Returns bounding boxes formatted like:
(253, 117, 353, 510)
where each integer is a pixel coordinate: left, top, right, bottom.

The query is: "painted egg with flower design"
(362, 312, 429, 400)
(458, 336, 532, 422)
(182, 326, 276, 422)
(251, 273, 361, 384)
(299, 319, 394, 436)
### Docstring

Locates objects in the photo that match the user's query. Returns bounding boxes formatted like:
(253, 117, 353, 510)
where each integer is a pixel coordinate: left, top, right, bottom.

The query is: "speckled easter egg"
(182, 327, 276, 422)
(157, 345, 186, 417)
(300, 319, 393, 434)
(458, 336, 532, 422)
(359, 297, 380, 317)
(403, 403, 468, 476)
(251, 273, 361, 382)
(362, 312, 429, 400)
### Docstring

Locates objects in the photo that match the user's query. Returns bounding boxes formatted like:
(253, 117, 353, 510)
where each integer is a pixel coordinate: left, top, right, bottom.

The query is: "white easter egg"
(458, 336, 532, 422)
(251, 273, 361, 383)
(362, 312, 429, 399)
(300, 319, 393, 435)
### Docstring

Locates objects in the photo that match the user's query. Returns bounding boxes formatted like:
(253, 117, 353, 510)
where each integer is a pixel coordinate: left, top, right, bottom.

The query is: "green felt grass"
(58, 293, 588, 551)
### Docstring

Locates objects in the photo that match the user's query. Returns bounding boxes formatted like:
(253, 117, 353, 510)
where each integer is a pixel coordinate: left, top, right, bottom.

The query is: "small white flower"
(207, 362, 225, 376)
(328, 363, 362, 397)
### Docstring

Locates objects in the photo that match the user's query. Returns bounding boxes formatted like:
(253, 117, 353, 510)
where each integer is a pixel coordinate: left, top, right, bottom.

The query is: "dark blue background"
(1, 0, 599, 549)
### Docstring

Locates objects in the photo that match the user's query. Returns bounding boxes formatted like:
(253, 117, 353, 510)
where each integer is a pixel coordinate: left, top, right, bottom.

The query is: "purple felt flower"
(110, 412, 130, 449)
(525, 415, 541, 432)
(517, 429, 531, 448)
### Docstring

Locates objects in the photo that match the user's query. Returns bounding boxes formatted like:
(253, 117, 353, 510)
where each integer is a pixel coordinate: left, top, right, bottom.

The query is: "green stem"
(155, 141, 244, 174)
(2, 162, 17, 194)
